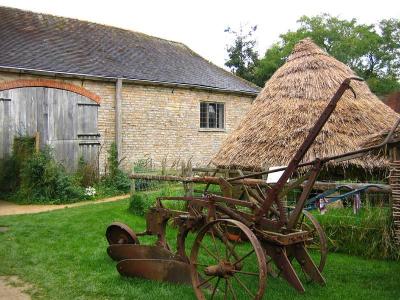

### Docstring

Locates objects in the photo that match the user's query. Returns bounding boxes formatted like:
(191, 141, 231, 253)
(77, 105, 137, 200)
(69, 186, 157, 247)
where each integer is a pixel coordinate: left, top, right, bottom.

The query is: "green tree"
(252, 14, 400, 95)
(225, 25, 259, 83)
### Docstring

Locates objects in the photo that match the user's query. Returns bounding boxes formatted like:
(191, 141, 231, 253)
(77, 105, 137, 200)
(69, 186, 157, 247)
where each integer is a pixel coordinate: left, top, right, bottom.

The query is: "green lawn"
(0, 199, 399, 299)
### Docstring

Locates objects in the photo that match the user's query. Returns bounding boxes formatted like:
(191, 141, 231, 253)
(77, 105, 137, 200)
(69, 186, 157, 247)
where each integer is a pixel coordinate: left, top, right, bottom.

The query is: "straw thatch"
(212, 38, 399, 171)
(362, 128, 400, 149)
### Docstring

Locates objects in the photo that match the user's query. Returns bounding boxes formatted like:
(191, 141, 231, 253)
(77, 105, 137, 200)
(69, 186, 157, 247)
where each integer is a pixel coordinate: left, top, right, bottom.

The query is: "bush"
(128, 193, 149, 216)
(100, 143, 131, 194)
(15, 149, 85, 204)
(315, 207, 400, 260)
(1, 137, 135, 203)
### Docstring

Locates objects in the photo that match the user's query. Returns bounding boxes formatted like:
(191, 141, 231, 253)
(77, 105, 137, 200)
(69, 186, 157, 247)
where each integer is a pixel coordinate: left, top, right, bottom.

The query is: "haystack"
(212, 38, 399, 172)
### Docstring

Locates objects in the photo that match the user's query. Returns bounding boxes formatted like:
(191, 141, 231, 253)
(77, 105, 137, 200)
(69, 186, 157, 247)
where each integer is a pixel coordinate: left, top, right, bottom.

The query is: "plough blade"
(117, 259, 191, 285)
(263, 243, 305, 293)
(292, 244, 326, 285)
(107, 244, 174, 261)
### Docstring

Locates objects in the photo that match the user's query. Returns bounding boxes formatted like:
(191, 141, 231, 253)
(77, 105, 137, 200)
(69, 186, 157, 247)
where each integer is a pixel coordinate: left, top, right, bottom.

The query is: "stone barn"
(0, 6, 259, 172)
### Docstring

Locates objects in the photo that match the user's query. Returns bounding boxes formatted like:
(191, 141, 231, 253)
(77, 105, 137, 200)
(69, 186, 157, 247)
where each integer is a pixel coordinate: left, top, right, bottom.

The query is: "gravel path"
(0, 194, 130, 216)
(0, 276, 31, 300)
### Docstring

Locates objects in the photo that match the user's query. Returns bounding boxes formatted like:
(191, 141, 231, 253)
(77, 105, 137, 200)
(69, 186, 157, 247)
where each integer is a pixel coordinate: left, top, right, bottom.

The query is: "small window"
(200, 102, 224, 129)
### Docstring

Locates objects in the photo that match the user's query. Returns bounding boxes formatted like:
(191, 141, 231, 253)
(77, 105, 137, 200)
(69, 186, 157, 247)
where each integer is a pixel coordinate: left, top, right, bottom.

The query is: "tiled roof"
(0, 6, 260, 95)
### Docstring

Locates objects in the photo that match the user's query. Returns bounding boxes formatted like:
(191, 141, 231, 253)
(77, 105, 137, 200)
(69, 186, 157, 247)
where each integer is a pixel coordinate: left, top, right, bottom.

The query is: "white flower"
(85, 186, 96, 197)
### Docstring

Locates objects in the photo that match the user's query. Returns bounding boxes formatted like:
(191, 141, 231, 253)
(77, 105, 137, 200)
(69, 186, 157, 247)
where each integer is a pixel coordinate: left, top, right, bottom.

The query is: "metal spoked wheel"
(297, 210, 327, 272)
(106, 222, 140, 245)
(190, 219, 267, 300)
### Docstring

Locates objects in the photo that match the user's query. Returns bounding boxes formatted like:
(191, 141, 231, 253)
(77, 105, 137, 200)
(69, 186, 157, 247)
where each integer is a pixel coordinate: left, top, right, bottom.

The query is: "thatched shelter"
(212, 38, 399, 175)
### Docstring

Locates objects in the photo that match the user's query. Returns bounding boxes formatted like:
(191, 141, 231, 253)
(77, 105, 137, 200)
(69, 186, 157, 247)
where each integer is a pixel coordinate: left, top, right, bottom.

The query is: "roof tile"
(0, 6, 260, 94)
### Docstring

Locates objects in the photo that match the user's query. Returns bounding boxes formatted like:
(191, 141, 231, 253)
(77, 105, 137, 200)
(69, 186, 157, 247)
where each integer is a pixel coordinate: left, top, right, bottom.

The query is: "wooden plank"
(79, 143, 100, 169)
(78, 98, 98, 136)
(50, 139, 79, 172)
(46, 88, 55, 142)
(77, 102, 100, 106)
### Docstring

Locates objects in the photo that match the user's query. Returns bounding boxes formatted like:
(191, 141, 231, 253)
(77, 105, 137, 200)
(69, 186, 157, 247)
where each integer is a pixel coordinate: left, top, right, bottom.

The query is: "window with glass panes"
(200, 102, 224, 129)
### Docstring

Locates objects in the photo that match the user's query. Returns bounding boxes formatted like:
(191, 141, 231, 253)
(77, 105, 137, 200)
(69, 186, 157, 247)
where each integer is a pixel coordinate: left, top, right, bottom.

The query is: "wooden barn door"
(45, 89, 100, 171)
(0, 87, 99, 171)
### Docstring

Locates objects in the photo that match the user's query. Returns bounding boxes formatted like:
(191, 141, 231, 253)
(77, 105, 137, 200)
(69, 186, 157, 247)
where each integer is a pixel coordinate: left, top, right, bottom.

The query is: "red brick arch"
(0, 79, 101, 104)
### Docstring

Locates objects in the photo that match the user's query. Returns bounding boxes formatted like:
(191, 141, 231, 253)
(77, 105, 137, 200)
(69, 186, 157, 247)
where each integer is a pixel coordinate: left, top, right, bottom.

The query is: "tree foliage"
(224, 25, 259, 83)
(227, 15, 400, 96)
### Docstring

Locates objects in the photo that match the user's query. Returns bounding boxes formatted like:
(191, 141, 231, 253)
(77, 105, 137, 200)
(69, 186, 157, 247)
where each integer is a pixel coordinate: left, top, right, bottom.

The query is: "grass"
(314, 207, 399, 260)
(0, 199, 399, 299)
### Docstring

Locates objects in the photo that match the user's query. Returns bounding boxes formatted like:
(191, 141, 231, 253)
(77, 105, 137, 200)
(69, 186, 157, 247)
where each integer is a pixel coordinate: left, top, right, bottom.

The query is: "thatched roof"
(212, 38, 399, 171)
(362, 127, 400, 149)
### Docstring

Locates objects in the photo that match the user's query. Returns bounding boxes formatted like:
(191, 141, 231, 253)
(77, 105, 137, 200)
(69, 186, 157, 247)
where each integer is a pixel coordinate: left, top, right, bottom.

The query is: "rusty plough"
(105, 77, 400, 299)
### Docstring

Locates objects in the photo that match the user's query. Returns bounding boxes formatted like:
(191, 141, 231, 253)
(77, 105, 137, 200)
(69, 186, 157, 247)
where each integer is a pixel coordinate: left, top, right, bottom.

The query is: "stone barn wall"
(0, 71, 254, 172)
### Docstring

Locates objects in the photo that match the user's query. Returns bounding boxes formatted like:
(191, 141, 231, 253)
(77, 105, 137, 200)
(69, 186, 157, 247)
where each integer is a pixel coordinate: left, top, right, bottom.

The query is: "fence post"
(182, 160, 193, 198)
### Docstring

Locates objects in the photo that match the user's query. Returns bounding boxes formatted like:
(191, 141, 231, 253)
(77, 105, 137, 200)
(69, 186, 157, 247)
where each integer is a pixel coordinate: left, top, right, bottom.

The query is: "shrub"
(128, 193, 149, 216)
(100, 143, 131, 194)
(15, 149, 85, 204)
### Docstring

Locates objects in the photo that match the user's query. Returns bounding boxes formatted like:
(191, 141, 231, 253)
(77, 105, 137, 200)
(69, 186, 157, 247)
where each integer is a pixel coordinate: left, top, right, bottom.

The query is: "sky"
(0, 0, 399, 68)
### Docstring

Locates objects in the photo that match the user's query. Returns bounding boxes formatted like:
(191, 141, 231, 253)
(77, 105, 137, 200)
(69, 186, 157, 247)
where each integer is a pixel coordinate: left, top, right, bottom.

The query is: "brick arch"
(0, 79, 101, 104)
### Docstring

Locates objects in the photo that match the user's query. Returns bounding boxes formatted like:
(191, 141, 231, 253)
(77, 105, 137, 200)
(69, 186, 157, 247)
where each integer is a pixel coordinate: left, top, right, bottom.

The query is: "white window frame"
(199, 101, 225, 131)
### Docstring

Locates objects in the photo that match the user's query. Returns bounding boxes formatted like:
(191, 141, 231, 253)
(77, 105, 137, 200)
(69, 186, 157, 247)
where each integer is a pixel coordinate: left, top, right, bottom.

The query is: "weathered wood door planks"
(0, 87, 99, 171)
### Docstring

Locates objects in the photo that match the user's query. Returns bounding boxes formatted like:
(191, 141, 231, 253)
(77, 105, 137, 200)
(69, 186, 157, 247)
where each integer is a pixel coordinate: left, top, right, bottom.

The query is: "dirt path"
(0, 194, 130, 216)
(0, 276, 31, 300)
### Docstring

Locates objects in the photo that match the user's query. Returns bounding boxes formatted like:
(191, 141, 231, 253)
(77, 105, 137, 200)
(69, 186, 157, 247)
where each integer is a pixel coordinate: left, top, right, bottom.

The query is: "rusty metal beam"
(287, 162, 322, 229)
(129, 174, 391, 193)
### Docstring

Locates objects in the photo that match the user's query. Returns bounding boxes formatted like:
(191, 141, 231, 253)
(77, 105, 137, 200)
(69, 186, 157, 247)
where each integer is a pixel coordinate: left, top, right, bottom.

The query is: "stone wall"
(0, 71, 254, 172)
(120, 84, 254, 170)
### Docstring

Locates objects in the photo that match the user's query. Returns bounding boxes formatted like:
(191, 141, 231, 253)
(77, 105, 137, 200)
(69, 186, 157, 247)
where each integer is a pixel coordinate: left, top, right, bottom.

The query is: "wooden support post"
(182, 161, 193, 198)
(115, 78, 123, 163)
